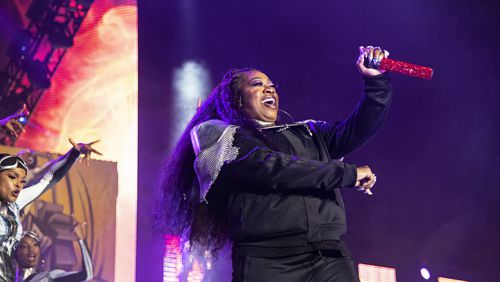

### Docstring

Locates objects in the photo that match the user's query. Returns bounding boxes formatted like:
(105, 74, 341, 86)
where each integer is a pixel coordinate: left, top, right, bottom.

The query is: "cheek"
(242, 93, 260, 111)
(0, 181, 13, 191)
(0, 182, 14, 200)
(0, 185, 8, 196)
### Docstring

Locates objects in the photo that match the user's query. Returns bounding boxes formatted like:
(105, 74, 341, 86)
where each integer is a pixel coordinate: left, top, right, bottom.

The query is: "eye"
(251, 80, 264, 87)
(21, 180, 27, 185)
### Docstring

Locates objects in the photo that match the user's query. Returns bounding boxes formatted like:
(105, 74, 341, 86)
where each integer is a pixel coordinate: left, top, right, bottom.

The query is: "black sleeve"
(315, 73, 392, 159)
(214, 129, 357, 193)
(52, 272, 87, 282)
(46, 148, 81, 188)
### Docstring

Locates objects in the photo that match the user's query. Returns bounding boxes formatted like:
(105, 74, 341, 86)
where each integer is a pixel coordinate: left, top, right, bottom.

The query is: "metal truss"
(0, 0, 94, 123)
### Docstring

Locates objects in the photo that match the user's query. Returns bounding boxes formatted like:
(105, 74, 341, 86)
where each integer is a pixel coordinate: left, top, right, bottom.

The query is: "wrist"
(342, 163, 358, 188)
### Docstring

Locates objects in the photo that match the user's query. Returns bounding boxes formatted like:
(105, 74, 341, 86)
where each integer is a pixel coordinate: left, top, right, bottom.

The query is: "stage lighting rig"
(0, 0, 94, 143)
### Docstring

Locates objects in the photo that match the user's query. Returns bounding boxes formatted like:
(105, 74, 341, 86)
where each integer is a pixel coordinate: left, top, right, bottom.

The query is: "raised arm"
(315, 46, 393, 159)
(0, 104, 28, 146)
(314, 74, 392, 159)
(16, 139, 101, 209)
(50, 240, 93, 282)
(16, 148, 80, 209)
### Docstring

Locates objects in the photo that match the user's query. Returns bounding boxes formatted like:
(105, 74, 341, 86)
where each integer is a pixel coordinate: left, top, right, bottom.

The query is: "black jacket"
(191, 74, 392, 257)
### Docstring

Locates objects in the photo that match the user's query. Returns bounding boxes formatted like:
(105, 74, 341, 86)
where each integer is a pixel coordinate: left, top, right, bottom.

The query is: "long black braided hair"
(155, 68, 280, 255)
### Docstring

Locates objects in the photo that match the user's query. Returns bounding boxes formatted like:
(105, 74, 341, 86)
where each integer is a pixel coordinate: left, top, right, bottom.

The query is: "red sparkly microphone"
(378, 57, 433, 80)
(363, 47, 434, 80)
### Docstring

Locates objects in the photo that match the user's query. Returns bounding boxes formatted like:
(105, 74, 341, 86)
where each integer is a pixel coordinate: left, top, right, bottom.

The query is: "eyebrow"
(249, 77, 274, 84)
(8, 171, 26, 180)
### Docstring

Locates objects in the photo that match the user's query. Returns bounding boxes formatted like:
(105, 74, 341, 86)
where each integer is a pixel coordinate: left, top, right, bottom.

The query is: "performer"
(158, 46, 392, 281)
(12, 224, 93, 282)
(0, 140, 99, 282)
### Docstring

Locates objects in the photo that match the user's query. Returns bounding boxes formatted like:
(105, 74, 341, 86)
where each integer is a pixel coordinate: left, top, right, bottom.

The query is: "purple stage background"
(137, 0, 500, 281)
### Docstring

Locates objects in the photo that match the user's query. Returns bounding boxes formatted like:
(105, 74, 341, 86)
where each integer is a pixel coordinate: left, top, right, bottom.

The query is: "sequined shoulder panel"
(190, 120, 239, 202)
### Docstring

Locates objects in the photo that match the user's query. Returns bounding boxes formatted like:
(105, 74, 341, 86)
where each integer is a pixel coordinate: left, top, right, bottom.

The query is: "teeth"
(262, 97, 275, 105)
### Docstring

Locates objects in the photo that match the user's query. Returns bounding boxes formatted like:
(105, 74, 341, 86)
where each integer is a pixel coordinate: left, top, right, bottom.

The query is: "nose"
(264, 85, 275, 94)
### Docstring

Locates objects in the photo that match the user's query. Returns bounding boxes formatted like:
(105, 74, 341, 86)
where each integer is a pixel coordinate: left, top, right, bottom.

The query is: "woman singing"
(158, 46, 392, 281)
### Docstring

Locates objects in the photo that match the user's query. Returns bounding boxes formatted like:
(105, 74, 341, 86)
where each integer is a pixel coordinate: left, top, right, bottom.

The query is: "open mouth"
(27, 254, 37, 262)
(262, 97, 277, 109)
(12, 190, 20, 198)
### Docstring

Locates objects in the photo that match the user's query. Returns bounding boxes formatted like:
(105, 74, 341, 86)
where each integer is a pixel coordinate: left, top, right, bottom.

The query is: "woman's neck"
(253, 119, 275, 127)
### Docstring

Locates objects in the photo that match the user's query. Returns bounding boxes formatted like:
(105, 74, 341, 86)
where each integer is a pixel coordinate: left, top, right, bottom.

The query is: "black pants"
(232, 251, 359, 282)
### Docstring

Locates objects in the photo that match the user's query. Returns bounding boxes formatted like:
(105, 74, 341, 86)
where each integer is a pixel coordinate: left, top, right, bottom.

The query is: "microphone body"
(379, 58, 433, 80)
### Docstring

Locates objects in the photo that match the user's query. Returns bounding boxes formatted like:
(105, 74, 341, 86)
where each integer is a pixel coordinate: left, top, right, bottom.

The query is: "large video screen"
(1, 0, 137, 281)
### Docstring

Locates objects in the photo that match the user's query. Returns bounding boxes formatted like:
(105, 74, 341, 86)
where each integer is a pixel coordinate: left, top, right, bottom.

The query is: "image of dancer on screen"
(0, 140, 99, 281)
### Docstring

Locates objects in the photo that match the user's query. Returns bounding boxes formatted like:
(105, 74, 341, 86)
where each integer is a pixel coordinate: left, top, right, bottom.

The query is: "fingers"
(373, 47, 387, 68)
(359, 46, 388, 63)
(69, 138, 77, 148)
(80, 222, 88, 239)
(365, 46, 379, 67)
(367, 46, 374, 63)
(358, 45, 386, 69)
(197, 97, 202, 110)
(90, 147, 102, 155)
(69, 138, 102, 165)
(362, 173, 376, 189)
(16, 104, 28, 115)
(88, 139, 100, 146)
(72, 220, 87, 240)
(10, 119, 23, 132)
(357, 46, 367, 73)
(4, 120, 23, 138)
(0, 116, 24, 139)
(373, 47, 381, 64)
(363, 174, 377, 195)
(357, 45, 389, 76)
(355, 165, 377, 195)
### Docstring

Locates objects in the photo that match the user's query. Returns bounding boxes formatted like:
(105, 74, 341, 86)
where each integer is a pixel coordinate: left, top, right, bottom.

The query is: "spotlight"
(420, 267, 431, 280)
(18, 116, 28, 125)
(172, 61, 210, 143)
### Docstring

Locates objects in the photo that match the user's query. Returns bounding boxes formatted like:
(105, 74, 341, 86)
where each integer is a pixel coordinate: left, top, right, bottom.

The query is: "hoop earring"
(277, 109, 295, 124)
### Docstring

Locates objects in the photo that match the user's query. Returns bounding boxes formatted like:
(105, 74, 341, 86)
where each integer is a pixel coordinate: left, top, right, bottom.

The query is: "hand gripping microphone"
(364, 49, 434, 80)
